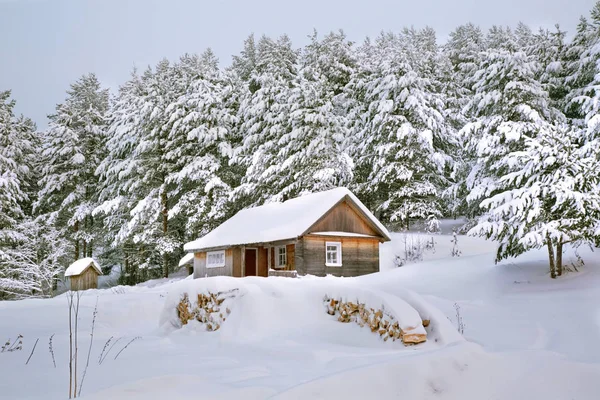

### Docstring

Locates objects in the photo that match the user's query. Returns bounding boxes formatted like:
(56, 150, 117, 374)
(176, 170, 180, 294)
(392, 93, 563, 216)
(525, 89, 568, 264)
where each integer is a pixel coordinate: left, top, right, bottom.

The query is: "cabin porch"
(240, 242, 296, 278)
(193, 241, 297, 279)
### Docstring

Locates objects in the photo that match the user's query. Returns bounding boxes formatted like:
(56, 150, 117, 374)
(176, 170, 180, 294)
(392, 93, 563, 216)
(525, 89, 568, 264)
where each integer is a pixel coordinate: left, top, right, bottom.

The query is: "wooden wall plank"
(232, 247, 242, 277)
(307, 200, 379, 237)
(69, 266, 99, 291)
(286, 244, 295, 271)
(295, 239, 305, 275)
(193, 251, 233, 278)
(300, 236, 379, 277)
(258, 247, 268, 277)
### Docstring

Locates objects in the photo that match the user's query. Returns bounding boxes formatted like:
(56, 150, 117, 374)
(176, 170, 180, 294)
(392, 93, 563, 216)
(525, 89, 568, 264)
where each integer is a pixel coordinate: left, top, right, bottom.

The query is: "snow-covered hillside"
(1, 233, 600, 399)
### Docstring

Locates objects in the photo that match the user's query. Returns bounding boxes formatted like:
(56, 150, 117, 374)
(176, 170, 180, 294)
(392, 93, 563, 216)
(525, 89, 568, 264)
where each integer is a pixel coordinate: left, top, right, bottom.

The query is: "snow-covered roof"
(184, 187, 390, 252)
(309, 231, 378, 238)
(178, 253, 194, 267)
(65, 258, 102, 277)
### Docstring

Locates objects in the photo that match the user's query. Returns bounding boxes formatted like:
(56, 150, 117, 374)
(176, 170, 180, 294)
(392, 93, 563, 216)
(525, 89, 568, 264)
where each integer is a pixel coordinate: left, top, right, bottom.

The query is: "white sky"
(0, 0, 594, 128)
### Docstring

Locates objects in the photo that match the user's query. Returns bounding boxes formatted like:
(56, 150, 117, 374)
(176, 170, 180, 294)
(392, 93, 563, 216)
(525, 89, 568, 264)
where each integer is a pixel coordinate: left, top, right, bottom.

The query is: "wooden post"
(267, 246, 271, 273)
(241, 246, 245, 277)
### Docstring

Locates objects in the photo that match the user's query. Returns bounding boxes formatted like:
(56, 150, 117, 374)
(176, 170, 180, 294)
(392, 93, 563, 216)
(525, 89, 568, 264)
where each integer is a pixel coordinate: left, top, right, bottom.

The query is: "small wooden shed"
(183, 187, 391, 279)
(178, 253, 195, 275)
(65, 258, 102, 291)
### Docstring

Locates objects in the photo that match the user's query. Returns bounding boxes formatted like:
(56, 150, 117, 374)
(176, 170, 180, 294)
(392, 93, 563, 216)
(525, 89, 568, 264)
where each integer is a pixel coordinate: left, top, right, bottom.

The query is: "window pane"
(277, 247, 286, 266)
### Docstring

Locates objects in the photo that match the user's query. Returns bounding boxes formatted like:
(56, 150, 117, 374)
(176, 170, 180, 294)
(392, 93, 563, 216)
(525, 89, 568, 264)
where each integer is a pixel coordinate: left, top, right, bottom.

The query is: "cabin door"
(244, 248, 257, 276)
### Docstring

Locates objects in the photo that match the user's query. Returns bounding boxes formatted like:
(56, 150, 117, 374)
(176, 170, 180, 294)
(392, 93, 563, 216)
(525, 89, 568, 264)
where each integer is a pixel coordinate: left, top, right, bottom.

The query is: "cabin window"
(207, 250, 225, 268)
(276, 246, 287, 268)
(325, 242, 342, 267)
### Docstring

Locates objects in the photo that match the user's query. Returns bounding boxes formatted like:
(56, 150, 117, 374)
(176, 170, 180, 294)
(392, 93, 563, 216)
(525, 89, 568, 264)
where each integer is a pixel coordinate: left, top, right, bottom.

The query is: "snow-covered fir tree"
(94, 69, 149, 283)
(348, 31, 457, 228)
(461, 45, 599, 275)
(259, 30, 355, 201)
(0, 91, 67, 298)
(232, 34, 298, 205)
(35, 74, 109, 263)
(437, 24, 486, 219)
(0, 91, 36, 246)
(165, 49, 242, 240)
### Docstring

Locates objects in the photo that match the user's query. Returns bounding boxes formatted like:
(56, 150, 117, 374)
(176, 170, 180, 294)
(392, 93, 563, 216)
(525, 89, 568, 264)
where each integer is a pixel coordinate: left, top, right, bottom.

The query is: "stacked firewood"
(176, 290, 237, 331)
(324, 297, 427, 345)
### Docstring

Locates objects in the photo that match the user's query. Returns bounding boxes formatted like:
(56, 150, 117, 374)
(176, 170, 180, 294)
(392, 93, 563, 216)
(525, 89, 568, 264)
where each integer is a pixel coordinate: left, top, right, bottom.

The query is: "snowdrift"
(159, 276, 463, 347)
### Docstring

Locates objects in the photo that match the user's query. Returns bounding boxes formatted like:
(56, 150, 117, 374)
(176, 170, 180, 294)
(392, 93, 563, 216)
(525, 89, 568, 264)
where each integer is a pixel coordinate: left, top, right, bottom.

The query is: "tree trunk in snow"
(82, 216, 87, 258)
(88, 215, 94, 257)
(161, 188, 169, 278)
(546, 234, 556, 279)
(74, 220, 79, 261)
(556, 240, 563, 277)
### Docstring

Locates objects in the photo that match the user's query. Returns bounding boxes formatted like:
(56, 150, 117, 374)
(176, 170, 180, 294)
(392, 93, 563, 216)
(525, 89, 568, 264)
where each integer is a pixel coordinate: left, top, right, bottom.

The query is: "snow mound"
(159, 276, 463, 348)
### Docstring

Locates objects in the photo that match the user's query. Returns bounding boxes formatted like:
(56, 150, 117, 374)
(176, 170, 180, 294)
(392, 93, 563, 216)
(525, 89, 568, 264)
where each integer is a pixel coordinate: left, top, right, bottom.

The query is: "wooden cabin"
(183, 188, 391, 279)
(65, 258, 102, 291)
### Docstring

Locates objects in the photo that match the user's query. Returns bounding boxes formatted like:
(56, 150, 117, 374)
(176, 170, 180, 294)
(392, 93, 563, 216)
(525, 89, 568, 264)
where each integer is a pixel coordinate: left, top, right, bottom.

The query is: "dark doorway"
(245, 248, 257, 276)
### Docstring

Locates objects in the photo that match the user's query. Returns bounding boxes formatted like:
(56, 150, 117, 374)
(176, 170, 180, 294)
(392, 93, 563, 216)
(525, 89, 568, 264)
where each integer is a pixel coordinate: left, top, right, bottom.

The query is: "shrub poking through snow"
(1, 335, 23, 352)
(451, 232, 461, 257)
(324, 296, 427, 345)
(454, 303, 465, 335)
(176, 290, 237, 331)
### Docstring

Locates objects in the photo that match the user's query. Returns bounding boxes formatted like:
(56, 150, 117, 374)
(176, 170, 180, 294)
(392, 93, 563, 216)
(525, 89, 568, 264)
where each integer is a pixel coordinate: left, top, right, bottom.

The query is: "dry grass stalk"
(78, 297, 98, 396)
(49, 334, 56, 368)
(25, 338, 39, 365)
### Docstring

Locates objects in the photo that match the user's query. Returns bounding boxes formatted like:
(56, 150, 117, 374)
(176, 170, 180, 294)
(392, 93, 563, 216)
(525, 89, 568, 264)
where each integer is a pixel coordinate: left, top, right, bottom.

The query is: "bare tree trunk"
(124, 250, 129, 285)
(87, 215, 94, 258)
(82, 216, 87, 258)
(546, 234, 556, 279)
(68, 293, 73, 399)
(74, 220, 79, 261)
(161, 188, 169, 278)
(556, 240, 563, 277)
(73, 293, 80, 398)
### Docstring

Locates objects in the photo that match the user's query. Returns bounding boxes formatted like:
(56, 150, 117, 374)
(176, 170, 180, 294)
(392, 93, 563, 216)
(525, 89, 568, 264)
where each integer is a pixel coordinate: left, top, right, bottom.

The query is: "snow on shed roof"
(178, 253, 194, 267)
(184, 187, 390, 252)
(65, 258, 102, 277)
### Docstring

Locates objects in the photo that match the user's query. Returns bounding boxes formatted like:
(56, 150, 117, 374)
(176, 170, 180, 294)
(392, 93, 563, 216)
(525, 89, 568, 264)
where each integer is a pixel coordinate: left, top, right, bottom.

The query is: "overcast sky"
(0, 0, 594, 129)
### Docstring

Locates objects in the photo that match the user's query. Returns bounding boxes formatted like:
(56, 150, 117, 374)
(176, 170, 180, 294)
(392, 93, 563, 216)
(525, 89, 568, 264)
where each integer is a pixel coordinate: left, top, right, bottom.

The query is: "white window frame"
(276, 246, 287, 268)
(325, 242, 342, 267)
(206, 250, 225, 268)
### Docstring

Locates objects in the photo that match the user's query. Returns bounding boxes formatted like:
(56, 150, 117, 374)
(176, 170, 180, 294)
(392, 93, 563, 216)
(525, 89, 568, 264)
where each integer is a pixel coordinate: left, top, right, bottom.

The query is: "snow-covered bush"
(394, 234, 432, 267)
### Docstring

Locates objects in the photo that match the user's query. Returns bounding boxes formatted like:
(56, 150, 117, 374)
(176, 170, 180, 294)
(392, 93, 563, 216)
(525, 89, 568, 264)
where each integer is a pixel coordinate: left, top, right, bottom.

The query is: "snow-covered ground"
(2, 231, 600, 399)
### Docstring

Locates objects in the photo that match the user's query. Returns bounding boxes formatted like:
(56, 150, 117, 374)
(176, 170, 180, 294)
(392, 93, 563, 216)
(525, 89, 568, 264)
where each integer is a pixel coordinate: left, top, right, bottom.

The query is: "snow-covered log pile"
(176, 290, 237, 331)
(324, 293, 427, 345)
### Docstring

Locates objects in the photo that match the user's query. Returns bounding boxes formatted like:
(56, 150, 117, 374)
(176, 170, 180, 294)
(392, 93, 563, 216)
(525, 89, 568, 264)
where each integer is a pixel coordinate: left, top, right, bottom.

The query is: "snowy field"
(2, 231, 600, 399)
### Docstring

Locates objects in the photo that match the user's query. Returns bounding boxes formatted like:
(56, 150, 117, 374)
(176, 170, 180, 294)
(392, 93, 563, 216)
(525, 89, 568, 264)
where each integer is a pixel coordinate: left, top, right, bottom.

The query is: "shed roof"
(65, 258, 102, 277)
(184, 187, 390, 252)
(178, 253, 194, 267)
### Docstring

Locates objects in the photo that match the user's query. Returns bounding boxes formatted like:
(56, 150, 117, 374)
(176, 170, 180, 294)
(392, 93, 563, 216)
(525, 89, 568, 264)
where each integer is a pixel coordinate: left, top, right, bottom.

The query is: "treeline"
(1, 3, 600, 297)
